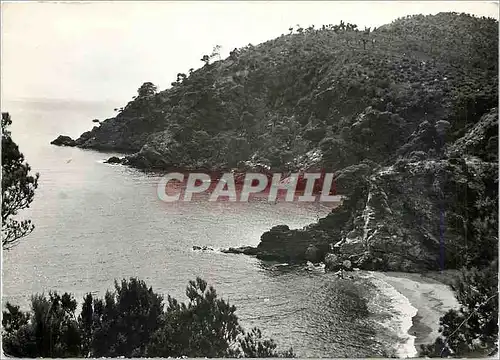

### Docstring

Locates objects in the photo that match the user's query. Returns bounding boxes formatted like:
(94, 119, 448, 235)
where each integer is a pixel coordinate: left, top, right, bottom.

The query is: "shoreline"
(377, 271, 460, 357)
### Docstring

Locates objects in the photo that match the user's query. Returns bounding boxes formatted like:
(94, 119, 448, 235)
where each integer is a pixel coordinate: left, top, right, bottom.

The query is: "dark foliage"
(2, 113, 39, 249)
(421, 259, 498, 357)
(2, 278, 294, 358)
(2, 292, 80, 357)
(83, 278, 165, 357)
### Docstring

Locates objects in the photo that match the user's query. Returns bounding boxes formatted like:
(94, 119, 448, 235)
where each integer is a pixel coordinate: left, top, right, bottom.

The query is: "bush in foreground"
(421, 259, 498, 357)
(2, 277, 295, 358)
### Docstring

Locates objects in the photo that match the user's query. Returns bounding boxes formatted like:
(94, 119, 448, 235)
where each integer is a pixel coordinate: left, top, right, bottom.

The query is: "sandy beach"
(377, 271, 460, 353)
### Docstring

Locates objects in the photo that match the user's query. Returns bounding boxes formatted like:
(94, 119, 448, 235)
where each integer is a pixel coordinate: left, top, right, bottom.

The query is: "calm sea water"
(1, 99, 416, 357)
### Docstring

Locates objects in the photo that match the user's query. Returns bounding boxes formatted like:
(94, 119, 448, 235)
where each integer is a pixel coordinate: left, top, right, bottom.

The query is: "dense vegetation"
(421, 260, 498, 357)
(2, 113, 39, 250)
(2, 277, 294, 358)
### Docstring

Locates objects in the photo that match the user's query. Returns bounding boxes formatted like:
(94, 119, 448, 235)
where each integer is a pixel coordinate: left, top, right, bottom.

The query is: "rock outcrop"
(105, 156, 123, 164)
(304, 244, 321, 263)
(251, 109, 498, 271)
(192, 245, 215, 251)
(220, 246, 259, 256)
(51, 135, 76, 147)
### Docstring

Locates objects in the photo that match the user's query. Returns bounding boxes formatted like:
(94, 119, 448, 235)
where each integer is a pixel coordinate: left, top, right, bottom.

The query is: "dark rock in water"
(51, 135, 76, 147)
(193, 245, 215, 251)
(257, 225, 327, 262)
(221, 246, 258, 255)
(105, 156, 122, 164)
(222, 245, 297, 261)
(257, 218, 336, 262)
(256, 252, 283, 261)
(92, 119, 100, 123)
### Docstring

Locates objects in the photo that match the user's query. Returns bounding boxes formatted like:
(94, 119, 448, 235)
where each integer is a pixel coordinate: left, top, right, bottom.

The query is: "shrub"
(3, 278, 292, 358)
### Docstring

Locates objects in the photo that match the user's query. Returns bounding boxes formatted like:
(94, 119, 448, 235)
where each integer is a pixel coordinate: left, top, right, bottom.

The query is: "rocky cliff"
(259, 111, 497, 269)
(255, 108, 498, 270)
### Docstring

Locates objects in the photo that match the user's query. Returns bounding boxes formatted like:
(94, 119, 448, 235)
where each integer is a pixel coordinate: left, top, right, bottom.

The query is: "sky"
(1, 1, 498, 105)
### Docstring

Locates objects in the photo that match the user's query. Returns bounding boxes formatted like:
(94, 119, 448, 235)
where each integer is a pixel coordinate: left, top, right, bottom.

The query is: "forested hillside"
(55, 12, 497, 173)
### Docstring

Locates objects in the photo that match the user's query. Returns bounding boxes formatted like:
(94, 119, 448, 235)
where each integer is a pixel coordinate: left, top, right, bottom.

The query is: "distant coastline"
(2, 97, 121, 114)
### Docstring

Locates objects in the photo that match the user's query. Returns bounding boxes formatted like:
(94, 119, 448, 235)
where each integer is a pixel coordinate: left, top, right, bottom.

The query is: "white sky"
(1, 1, 498, 104)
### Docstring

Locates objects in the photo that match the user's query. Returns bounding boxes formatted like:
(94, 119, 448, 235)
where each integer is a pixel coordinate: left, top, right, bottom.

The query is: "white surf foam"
(364, 272, 418, 358)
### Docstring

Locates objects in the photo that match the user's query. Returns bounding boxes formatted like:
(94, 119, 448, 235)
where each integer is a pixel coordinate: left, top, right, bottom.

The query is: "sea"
(1, 99, 418, 358)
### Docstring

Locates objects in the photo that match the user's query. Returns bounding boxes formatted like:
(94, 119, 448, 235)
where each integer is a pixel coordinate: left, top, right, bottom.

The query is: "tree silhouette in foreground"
(421, 259, 498, 357)
(2, 112, 39, 250)
(2, 277, 295, 358)
(2, 293, 81, 357)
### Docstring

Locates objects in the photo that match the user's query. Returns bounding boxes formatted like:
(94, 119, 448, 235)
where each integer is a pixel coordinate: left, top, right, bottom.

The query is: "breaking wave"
(363, 272, 418, 358)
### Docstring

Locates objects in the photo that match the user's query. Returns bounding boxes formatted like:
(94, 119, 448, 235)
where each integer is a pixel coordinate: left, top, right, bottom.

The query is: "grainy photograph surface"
(1, 1, 498, 358)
